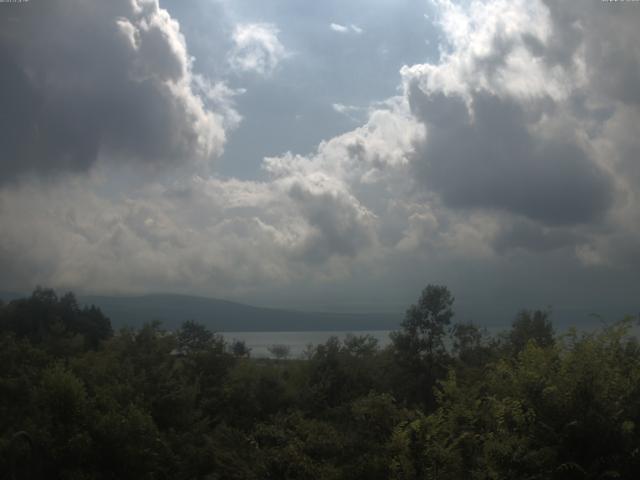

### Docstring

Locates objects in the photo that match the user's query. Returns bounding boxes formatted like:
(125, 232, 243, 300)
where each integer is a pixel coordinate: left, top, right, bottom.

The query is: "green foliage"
(177, 319, 220, 353)
(0, 287, 112, 351)
(390, 285, 455, 408)
(2, 287, 640, 479)
(222, 359, 296, 429)
(397, 285, 455, 355)
(304, 334, 388, 409)
(508, 308, 555, 354)
(254, 412, 344, 480)
(390, 319, 640, 479)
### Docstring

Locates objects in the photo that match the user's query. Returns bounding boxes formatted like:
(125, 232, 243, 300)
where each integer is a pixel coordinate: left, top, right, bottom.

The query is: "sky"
(0, 0, 639, 325)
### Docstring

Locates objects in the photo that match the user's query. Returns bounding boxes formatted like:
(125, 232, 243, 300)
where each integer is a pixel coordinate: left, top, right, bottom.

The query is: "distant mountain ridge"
(1, 291, 400, 332)
(2, 290, 634, 333)
(85, 294, 402, 332)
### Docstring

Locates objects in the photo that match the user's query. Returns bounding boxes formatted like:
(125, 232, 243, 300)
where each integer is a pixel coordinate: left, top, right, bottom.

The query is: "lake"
(222, 330, 394, 358)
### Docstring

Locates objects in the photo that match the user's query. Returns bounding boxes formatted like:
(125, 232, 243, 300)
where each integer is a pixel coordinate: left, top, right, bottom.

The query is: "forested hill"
(1, 292, 400, 332)
(1, 291, 629, 333)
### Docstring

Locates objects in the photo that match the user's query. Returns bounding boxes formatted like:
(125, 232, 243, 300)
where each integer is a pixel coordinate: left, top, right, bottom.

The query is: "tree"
(451, 322, 482, 356)
(268, 344, 291, 360)
(231, 339, 251, 358)
(398, 285, 454, 356)
(0, 288, 112, 350)
(391, 319, 640, 479)
(176, 320, 219, 353)
(391, 285, 455, 408)
(79, 304, 113, 349)
(304, 335, 387, 410)
(343, 334, 379, 358)
(508, 309, 554, 354)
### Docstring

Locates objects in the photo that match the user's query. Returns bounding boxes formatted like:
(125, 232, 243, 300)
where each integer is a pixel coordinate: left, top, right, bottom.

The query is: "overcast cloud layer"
(0, 0, 639, 322)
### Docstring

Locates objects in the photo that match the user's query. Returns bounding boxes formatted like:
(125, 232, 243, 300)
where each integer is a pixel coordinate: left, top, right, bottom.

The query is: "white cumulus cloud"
(330, 23, 363, 34)
(0, 0, 237, 181)
(228, 23, 289, 76)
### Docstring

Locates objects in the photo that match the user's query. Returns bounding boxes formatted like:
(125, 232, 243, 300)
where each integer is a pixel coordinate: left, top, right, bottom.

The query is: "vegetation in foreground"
(1, 286, 640, 479)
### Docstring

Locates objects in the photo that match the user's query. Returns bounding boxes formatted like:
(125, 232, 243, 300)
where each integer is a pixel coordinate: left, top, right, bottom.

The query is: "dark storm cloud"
(0, 0, 227, 182)
(408, 86, 614, 226)
(543, 0, 640, 106)
(491, 219, 580, 254)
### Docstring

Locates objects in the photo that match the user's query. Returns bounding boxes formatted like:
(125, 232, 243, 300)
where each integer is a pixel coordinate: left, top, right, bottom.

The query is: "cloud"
(332, 103, 355, 114)
(0, 0, 236, 182)
(1, 0, 640, 313)
(0, 170, 374, 296)
(332, 102, 366, 122)
(541, 0, 640, 106)
(401, 0, 618, 227)
(407, 88, 613, 225)
(330, 23, 363, 34)
(0, 176, 290, 295)
(394, 0, 640, 266)
(228, 23, 288, 76)
(0, 97, 425, 296)
(330, 23, 349, 33)
(491, 218, 580, 254)
(286, 176, 376, 263)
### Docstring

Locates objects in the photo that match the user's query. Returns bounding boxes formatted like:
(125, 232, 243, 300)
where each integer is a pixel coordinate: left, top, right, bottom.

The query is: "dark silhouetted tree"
(177, 320, 217, 353)
(230, 339, 251, 358)
(509, 309, 554, 354)
(0, 288, 111, 350)
(268, 344, 291, 360)
(391, 284, 454, 408)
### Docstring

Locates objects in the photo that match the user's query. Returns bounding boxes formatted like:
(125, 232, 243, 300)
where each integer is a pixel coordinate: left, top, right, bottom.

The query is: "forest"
(1, 286, 640, 479)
